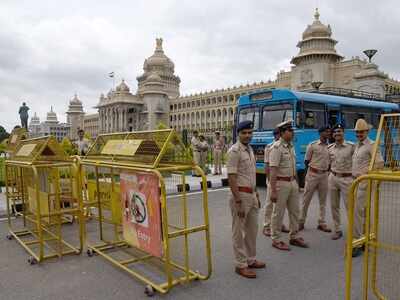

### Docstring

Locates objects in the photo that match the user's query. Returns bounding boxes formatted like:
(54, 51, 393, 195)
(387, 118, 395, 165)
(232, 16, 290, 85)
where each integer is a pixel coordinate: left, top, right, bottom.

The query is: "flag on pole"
(109, 72, 115, 78)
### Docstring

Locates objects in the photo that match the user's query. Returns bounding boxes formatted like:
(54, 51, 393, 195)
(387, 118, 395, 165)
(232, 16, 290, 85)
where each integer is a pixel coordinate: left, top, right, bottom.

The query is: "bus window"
(238, 107, 260, 130)
(328, 110, 339, 127)
(262, 103, 293, 130)
(342, 106, 377, 129)
(302, 102, 325, 129)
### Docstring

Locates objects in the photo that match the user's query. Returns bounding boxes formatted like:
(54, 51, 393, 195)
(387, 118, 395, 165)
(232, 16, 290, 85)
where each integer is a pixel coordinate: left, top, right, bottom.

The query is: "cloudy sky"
(0, 0, 399, 131)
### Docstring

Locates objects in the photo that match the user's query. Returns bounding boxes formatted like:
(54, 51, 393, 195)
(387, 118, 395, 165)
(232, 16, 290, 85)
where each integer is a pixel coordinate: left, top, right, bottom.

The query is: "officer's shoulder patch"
(345, 141, 354, 146)
(229, 143, 240, 153)
(272, 140, 281, 148)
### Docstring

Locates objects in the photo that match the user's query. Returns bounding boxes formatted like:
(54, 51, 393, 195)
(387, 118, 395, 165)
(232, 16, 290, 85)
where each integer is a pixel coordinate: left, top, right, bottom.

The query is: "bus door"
(327, 104, 341, 127)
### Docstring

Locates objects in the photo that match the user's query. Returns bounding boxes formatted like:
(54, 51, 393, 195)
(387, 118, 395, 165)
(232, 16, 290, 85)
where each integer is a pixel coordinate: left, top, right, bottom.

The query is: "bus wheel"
(297, 170, 305, 188)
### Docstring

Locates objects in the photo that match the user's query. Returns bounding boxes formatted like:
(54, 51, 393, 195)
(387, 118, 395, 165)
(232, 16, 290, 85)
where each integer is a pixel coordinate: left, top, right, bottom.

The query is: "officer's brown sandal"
(272, 241, 291, 251)
(235, 267, 257, 278)
(289, 237, 309, 248)
(317, 224, 332, 233)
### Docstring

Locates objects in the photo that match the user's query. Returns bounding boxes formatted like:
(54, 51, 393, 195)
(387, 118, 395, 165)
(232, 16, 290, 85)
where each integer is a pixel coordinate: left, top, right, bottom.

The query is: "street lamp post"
(363, 49, 378, 63)
(312, 81, 323, 91)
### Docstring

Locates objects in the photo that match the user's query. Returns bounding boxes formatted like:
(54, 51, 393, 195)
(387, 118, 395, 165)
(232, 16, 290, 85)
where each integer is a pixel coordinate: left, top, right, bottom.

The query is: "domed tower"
(290, 9, 343, 90)
(66, 93, 85, 140)
(46, 106, 59, 124)
(137, 38, 181, 99)
(140, 73, 170, 130)
(28, 112, 41, 137)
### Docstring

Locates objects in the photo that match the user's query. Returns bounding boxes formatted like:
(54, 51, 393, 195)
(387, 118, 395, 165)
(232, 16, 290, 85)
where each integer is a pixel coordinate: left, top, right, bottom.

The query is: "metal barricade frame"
(5, 136, 84, 264)
(80, 129, 212, 296)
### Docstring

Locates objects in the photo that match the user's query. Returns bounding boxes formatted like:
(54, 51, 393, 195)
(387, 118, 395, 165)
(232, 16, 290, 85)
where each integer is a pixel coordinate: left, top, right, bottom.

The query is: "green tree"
(60, 137, 74, 155)
(0, 126, 9, 143)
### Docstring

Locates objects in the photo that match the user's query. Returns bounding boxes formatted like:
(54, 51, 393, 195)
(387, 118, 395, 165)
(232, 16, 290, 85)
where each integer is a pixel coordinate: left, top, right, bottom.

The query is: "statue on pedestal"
(19, 102, 30, 129)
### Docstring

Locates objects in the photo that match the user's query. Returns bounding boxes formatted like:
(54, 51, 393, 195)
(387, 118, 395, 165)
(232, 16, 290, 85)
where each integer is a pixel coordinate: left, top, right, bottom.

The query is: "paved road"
(0, 188, 363, 300)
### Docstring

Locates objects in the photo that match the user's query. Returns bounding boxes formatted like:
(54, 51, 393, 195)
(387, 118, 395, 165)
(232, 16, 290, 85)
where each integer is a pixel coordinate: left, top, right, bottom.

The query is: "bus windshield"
(262, 103, 293, 130)
(238, 107, 260, 129)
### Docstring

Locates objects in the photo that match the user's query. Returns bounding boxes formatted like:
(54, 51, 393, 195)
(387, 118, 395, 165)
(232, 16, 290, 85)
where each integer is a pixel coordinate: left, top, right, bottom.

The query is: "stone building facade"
(169, 9, 400, 137)
(83, 113, 99, 138)
(66, 94, 85, 140)
(29, 107, 70, 142)
(96, 38, 180, 134)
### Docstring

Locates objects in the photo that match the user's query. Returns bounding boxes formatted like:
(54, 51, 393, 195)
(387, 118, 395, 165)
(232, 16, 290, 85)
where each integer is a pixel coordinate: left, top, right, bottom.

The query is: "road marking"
(168, 187, 230, 198)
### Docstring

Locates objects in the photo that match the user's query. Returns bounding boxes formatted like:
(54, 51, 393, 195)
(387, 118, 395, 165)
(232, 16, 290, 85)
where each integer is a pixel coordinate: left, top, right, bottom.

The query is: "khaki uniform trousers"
(263, 181, 273, 229)
(213, 149, 222, 174)
(193, 151, 201, 175)
(271, 180, 300, 241)
(354, 181, 369, 239)
(199, 150, 207, 171)
(329, 174, 352, 233)
(300, 171, 328, 225)
(230, 192, 259, 268)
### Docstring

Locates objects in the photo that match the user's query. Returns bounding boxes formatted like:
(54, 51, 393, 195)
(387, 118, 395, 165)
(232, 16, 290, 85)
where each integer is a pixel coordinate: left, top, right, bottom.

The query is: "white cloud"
(0, 0, 399, 131)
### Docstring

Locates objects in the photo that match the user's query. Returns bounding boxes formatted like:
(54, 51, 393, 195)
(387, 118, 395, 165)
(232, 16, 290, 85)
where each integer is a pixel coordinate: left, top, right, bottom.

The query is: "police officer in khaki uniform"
(227, 120, 265, 278)
(299, 126, 331, 233)
(351, 118, 384, 257)
(328, 124, 355, 242)
(191, 130, 201, 176)
(263, 128, 289, 237)
(199, 135, 209, 173)
(269, 120, 309, 250)
(213, 132, 225, 175)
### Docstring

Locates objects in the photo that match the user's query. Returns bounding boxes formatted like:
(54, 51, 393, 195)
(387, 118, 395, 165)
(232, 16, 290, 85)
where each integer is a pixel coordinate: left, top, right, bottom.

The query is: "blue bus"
(235, 89, 399, 186)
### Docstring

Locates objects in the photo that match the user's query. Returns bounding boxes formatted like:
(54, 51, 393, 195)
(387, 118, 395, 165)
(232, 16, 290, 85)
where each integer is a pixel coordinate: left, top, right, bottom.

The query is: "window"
(238, 107, 260, 130)
(342, 106, 381, 129)
(262, 104, 293, 130)
(302, 102, 325, 129)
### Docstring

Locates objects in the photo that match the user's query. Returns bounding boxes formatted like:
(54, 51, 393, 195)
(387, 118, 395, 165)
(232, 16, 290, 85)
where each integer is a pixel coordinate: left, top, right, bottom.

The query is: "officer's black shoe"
(352, 247, 363, 257)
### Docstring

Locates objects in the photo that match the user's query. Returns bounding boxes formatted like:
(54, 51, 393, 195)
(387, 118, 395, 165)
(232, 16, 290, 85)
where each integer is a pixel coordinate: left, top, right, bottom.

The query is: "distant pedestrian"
(75, 129, 90, 156)
(227, 120, 265, 279)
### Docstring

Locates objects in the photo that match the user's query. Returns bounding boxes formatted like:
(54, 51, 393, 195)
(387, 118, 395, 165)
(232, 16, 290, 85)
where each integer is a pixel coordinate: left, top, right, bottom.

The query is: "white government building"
(29, 9, 400, 141)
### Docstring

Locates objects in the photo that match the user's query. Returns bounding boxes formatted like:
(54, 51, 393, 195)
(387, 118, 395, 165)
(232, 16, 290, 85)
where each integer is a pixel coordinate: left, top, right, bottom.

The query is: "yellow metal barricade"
(80, 129, 212, 296)
(5, 136, 84, 264)
(3, 127, 29, 215)
(345, 114, 400, 299)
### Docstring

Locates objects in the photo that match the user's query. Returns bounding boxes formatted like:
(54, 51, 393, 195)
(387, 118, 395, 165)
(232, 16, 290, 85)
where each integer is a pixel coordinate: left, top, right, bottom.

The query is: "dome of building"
(143, 38, 175, 74)
(115, 79, 130, 92)
(146, 73, 162, 82)
(30, 112, 40, 125)
(302, 8, 332, 39)
(70, 93, 82, 105)
(107, 89, 114, 99)
(46, 106, 58, 124)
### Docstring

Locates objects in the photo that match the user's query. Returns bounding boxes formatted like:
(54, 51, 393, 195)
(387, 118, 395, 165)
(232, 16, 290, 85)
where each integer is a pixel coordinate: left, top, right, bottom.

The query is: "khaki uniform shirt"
(352, 138, 384, 177)
(305, 140, 330, 171)
(227, 142, 256, 189)
(263, 141, 275, 165)
(191, 137, 201, 151)
(213, 137, 225, 151)
(328, 141, 355, 173)
(269, 138, 296, 177)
